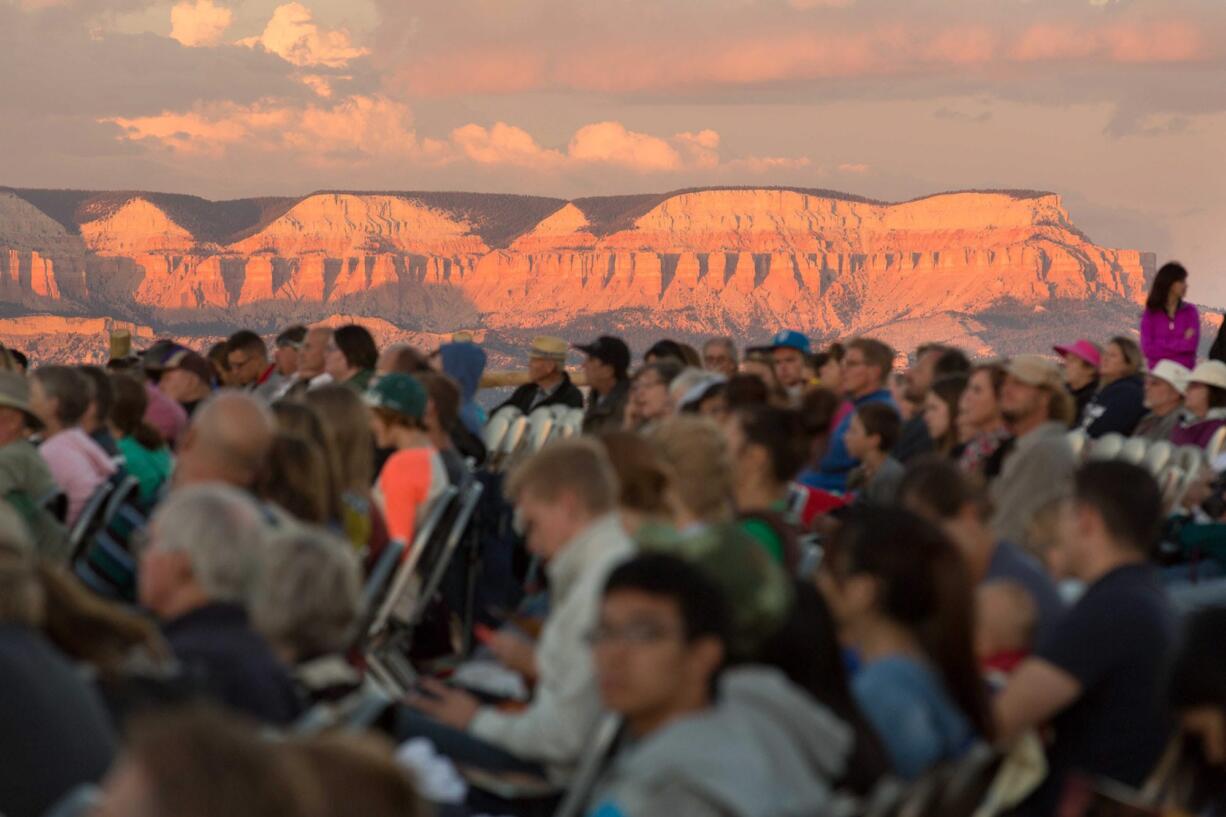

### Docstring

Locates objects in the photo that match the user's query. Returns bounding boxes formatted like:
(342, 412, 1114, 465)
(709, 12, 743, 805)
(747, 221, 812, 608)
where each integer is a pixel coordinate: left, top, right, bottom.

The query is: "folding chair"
(367, 485, 459, 640)
(1119, 437, 1148, 466)
(1065, 430, 1089, 462)
(291, 677, 394, 736)
(349, 539, 406, 651)
(526, 408, 554, 453)
(39, 488, 68, 523)
(1089, 433, 1125, 461)
(68, 481, 117, 562)
(1145, 441, 1174, 476)
(1206, 425, 1226, 462)
(551, 714, 625, 817)
(405, 480, 485, 630)
(102, 474, 141, 527)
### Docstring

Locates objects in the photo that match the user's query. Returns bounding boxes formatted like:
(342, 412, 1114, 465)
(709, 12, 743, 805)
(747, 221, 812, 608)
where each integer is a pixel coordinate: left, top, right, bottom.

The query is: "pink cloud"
(451, 122, 564, 167)
(568, 122, 683, 171)
(239, 2, 368, 68)
(170, 0, 233, 48)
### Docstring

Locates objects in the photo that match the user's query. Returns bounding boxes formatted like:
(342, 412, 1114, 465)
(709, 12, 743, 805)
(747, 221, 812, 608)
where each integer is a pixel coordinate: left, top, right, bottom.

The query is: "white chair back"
(1119, 437, 1148, 465)
(1144, 441, 1174, 476)
(1089, 433, 1125, 461)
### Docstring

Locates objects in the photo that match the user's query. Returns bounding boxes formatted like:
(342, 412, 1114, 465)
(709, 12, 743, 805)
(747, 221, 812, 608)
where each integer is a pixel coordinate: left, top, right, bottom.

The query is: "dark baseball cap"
(574, 335, 631, 376)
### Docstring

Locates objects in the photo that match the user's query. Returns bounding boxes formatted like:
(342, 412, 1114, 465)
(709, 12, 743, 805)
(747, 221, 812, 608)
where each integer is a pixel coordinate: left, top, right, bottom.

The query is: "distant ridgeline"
(0, 185, 1158, 363)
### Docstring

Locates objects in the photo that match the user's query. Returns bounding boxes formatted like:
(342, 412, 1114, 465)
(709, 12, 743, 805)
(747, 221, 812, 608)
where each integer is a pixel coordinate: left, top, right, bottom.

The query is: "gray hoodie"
(586, 667, 852, 817)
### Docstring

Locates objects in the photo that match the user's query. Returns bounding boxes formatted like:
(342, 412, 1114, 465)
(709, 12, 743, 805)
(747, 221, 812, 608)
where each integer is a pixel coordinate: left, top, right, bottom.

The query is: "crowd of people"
(1, 259, 1225, 817)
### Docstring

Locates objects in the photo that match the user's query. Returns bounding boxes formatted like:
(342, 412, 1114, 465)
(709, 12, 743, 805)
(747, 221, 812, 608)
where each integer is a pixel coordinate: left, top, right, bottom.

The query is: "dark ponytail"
(826, 508, 994, 742)
(109, 372, 166, 450)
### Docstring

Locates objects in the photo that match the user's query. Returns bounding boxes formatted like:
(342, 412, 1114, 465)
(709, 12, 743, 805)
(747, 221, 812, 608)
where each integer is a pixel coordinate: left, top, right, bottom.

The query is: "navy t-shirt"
(1020, 563, 1177, 815)
(985, 540, 1065, 644)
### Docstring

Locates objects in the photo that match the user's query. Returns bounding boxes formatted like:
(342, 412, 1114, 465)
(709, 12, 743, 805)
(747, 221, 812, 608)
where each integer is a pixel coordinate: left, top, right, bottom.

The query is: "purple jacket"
(1169, 411, 1226, 448)
(1140, 303, 1199, 371)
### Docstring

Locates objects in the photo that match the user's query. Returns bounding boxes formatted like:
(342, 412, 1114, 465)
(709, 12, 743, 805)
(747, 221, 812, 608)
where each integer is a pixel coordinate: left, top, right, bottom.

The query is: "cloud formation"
(170, 0, 233, 48)
(240, 2, 368, 67)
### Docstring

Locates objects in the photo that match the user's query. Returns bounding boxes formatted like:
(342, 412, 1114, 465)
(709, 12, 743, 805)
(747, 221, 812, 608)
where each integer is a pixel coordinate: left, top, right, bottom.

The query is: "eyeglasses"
(586, 622, 682, 646)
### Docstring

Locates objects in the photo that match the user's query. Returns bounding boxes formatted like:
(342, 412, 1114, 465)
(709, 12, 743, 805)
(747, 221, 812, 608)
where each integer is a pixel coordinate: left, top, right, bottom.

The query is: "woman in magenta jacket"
(1141, 262, 1199, 370)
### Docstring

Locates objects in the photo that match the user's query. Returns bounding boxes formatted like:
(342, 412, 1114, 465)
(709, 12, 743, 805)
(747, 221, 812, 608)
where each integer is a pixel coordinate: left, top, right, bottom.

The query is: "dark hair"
(970, 361, 1007, 397)
(735, 405, 810, 483)
(899, 455, 991, 521)
(799, 386, 841, 438)
(1074, 461, 1162, 554)
(383, 345, 431, 374)
(226, 330, 267, 359)
(270, 400, 340, 522)
(9, 350, 28, 372)
(32, 366, 91, 426)
(755, 581, 890, 795)
(644, 339, 687, 365)
(847, 337, 895, 384)
(934, 348, 972, 379)
(207, 342, 230, 374)
(1146, 262, 1189, 313)
(334, 325, 378, 372)
(635, 359, 684, 387)
(604, 553, 731, 648)
(110, 373, 165, 450)
(416, 371, 461, 432)
(598, 431, 671, 515)
(275, 325, 308, 348)
(1206, 385, 1226, 410)
(824, 508, 994, 742)
(854, 402, 901, 452)
(1169, 606, 1226, 710)
(254, 432, 332, 524)
(929, 374, 969, 455)
(725, 373, 770, 408)
(78, 365, 114, 425)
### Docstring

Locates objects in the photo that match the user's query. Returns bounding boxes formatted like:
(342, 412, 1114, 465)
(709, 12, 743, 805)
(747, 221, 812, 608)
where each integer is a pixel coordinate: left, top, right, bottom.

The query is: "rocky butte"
(0, 185, 1158, 363)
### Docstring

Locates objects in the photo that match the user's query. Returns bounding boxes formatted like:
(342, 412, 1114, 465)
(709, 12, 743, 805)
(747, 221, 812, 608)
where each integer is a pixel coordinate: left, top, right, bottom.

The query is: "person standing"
(1141, 262, 1199, 371)
(494, 336, 583, 415)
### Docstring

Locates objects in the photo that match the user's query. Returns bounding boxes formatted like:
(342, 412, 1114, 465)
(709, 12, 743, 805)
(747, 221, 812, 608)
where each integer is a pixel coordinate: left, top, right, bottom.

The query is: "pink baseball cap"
(1053, 339, 1101, 368)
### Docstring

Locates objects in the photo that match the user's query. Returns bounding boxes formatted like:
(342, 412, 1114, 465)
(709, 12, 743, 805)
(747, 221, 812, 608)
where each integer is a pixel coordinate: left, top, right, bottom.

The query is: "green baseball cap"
(365, 373, 427, 419)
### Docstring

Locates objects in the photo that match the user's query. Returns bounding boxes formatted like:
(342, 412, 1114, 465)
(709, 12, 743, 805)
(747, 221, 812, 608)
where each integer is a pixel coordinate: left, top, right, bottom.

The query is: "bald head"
(174, 392, 275, 490)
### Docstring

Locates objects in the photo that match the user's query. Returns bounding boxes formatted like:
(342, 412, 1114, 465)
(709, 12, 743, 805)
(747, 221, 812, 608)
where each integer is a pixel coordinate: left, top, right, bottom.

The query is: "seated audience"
(270, 399, 341, 517)
(157, 348, 214, 419)
(768, 330, 813, 403)
(29, 365, 117, 526)
(1133, 360, 1191, 443)
(366, 374, 448, 545)
(649, 415, 735, 528)
(225, 330, 274, 392)
(254, 432, 333, 526)
(818, 508, 994, 779)
(436, 338, 488, 435)
(138, 485, 300, 724)
(78, 365, 120, 457)
(494, 335, 584, 414)
(109, 373, 172, 505)
(578, 335, 633, 434)
(813, 342, 844, 392)
(0, 372, 66, 557)
(923, 373, 968, 457)
(995, 461, 1177, 816)
(975, 581, 1038, 679)
(895, 344, 971, 463)
(804, 337, 897, 493)
(901, 458, 1065, 644)
(1055, 339, 1101, 425)
(585, 554, 852, 817)
(626, 360, 683, 431)
(95, 708, 318, 817)
(282, 325, 333, 397)
(724, 405, 809, 566)
(416, 370, 475, 485)
(0, 509, 117, 817)
(1080, 335, 1147, 438)
(173, 392, 275, 491)
(990, 355, 1077, 546)
(738, 353, 789, 406)
(702, 336, 739, 378)
(139, 343, 190, 445)
(326, 324, 379, 394)
(957, 362, 1009, 476)
(596, 431, 673, 537)
(304, 385, 387, 552)
(401, 439, 634, 784)
(844, 402, 905, 507)
(266, 324, 307, 400)
(376, 342, 431, 375)
(1171, 360, 1226, 447)
(251, 527, 362, 702)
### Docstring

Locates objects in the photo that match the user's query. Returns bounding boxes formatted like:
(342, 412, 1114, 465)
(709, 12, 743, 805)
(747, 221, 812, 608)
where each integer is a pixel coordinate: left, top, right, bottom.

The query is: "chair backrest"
(933, 743, 1002, 817)
(291, 677, 393, 736)
(68, 481, 117, 561)
(1159, 466, 1186, 509)
(526, 408, 554, 453)
(1176, 445, 1206, 475)
(101, 474, 141, 527)
(39, 488, 68, 523)
(500, 415, 528, 458)
(1066, 430, 1089, 462)
(1119, 437, 1149, 465)
(366, 485, 459, 639)
(1089, 433, 1125, 461)
(1145, 441, 1174, 476)
(1206, 425, 1226, 462)
(483, 407, 519, 454)
(405, 480, 485, 629)
(551, 713, 624, 817)
(355, 539, 405, 634)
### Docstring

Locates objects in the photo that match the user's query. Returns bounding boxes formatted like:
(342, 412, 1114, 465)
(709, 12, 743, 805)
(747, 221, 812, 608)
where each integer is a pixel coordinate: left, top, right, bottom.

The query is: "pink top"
(144, 383, 188, 448)
(39, 428, 117, 527)
(1140, 302, 1200, 371)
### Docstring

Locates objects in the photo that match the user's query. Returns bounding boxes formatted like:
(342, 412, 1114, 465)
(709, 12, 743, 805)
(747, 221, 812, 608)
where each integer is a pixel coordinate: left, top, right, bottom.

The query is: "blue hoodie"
(439, 342, 487, 435)
(801, 389, 896, 493)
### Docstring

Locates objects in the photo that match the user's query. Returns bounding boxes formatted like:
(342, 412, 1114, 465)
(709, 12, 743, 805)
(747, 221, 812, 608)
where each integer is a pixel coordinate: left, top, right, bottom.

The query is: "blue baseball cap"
(770, 330, 811, 355)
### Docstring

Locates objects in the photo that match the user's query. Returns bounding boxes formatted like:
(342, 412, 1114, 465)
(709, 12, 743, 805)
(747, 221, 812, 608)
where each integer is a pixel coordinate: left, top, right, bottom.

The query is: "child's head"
(844, 402, 901, 460)
(975, 580, 1038, 662)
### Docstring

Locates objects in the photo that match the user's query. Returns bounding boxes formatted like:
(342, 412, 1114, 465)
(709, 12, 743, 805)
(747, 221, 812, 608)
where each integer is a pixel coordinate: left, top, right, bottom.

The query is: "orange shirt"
(374, 447, 447, 545)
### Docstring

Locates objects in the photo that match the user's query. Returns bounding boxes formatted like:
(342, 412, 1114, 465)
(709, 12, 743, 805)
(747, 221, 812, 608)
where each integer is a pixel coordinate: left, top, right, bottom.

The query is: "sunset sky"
(3, 0, 1224, 306)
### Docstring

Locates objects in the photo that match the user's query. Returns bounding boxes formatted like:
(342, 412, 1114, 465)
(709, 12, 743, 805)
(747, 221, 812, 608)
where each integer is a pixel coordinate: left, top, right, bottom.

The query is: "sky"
(2, 0, 1224, 307)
